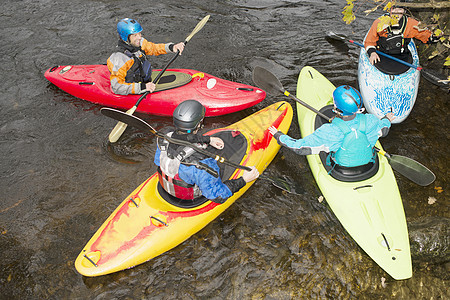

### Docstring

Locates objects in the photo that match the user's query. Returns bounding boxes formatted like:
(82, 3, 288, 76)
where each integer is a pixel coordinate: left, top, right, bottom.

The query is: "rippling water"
(1, 0, 448, 298)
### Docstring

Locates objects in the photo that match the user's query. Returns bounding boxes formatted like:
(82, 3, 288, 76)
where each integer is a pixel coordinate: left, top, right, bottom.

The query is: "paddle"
(375, 148, 435, 186)
(252, 66, 332, 122)
(252, 66, 436, 186)
(108, 15, 211, 143)
(326, 31, 449, 88)
(101, 107, 304, 195)
(252, 66, 331, 122)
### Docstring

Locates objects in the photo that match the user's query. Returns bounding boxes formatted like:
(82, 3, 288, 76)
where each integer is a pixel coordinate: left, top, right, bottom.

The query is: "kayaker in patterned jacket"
(107, 18, 185, 95)
(364, 5, 439, 65)
(154, 100, 259, 203)
(269, 86, 395, 168)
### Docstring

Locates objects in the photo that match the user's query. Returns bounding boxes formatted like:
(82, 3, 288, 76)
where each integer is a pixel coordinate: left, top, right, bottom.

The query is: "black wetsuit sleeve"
(172, 132, 210, 145)
(224, 177, 246, 194)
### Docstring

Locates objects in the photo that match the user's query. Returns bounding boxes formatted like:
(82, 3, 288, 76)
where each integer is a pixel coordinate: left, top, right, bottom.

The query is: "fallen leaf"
(434, 186, 444, 193)
(428, 197, 437, 205)
(434, 28, 443, 37)
(381, 277, 387, 288)
(428, 49, 441, 60)
(383, 2, 393, 12)
(364, 7, 378, 15)
(432, 14, 440, 22)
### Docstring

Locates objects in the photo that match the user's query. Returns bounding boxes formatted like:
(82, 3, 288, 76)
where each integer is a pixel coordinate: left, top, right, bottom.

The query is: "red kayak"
(44, 65, 266, 116)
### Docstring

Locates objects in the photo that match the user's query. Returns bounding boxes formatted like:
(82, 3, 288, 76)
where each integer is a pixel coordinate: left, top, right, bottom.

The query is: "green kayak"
(296, 66, 412, 280)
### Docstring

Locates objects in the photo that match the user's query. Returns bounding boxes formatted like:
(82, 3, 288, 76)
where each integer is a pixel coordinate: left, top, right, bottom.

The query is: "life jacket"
(377, 15, 410, 55)
(123, 50, 153, 84)
(157, 133, 207, 200)
(328, 114, 375, 168)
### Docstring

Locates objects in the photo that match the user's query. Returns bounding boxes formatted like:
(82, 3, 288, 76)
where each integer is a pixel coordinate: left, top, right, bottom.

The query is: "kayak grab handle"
(79, 82, 94, 85)
(129, 197, 139, 207)
(353, 185, 373, 190)
(381, 233, 391, 252)
(151, 216, 168, 227)
(237, 88, 254, 91)
(83, 254, 98, 267)
(49, 65, 59, 72)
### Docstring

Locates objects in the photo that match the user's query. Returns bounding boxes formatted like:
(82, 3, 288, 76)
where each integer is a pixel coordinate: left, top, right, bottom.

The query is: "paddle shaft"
(283, 90, 332, 122)
(126, 15, 210, 110)
(154, 131, 252, 172)
(133, 49, 181, 109)
(349, 40, 422, 71)
(126, 49, 182, 112)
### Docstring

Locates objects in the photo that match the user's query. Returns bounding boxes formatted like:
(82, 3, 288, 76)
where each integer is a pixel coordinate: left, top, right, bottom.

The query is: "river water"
(1, 0, 448, 299)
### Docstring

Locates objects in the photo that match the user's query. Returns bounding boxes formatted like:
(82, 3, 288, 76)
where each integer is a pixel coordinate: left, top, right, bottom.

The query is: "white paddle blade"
(108, 122, 128, 143)
(185, 15, 210, 43)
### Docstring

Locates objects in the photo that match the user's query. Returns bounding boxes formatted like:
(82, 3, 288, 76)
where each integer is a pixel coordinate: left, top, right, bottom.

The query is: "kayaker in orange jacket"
(107, 18, 185, 95)
(364, 6, 438, 65)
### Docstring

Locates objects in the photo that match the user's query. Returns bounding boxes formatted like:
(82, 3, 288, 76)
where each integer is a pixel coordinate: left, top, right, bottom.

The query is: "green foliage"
(342, 0, 356, 24)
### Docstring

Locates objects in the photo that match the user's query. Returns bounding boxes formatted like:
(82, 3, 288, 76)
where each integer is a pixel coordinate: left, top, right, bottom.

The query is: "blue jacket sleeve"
(364, 114, 391, 147)
(154, 146, 161, 166)
(178, 158, 233, 201)
(276, 124, 344, 155)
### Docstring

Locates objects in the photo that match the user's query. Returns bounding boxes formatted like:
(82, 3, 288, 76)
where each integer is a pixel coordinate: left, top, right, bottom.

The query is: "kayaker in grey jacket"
(154, 100, 259, 203)
(269, 85, 395, 168)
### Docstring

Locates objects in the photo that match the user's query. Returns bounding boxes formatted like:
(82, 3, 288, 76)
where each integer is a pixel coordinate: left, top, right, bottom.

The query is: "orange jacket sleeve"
(141, 38, 168, 56)
(364, 19, 381, 50)
(364, 17, 432, 50)
(403, 18, 432, 44)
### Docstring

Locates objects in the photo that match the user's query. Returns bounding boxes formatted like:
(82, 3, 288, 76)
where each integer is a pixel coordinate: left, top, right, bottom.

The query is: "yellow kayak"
(75, 101, 293, 277)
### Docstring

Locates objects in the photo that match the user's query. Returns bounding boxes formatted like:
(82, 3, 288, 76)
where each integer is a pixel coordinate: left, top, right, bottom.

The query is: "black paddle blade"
(421, 69, 449, 88)
(252, 66, 285, 96)
(326, 31, 347, 41)
(388, 155, 436, 186)
(101, 108, 156, 133)
(260, 174, 304, 195)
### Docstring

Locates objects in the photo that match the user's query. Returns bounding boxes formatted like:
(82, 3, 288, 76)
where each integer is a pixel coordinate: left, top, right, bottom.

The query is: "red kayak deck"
(44, 65, 266, 116)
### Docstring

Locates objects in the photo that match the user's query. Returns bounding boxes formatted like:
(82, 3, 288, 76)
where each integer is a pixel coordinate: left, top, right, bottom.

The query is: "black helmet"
(173, 100, 206, 132)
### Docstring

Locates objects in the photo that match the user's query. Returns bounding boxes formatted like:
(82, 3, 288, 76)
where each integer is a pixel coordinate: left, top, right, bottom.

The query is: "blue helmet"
(332, 85, 363, 116)
(117, 18, 143, 42)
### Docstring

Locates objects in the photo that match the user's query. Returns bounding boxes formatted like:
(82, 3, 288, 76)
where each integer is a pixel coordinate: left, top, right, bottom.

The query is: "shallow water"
(0, 0, 448, 298)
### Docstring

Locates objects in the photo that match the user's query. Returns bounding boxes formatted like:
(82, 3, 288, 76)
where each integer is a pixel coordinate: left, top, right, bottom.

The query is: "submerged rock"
(409, 217, 449, 263)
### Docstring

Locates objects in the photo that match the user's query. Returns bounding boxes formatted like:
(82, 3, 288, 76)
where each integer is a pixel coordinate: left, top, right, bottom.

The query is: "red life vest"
(157, 134, 202, 200)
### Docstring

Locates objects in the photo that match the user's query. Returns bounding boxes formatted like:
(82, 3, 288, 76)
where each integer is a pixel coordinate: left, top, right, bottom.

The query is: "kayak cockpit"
(373, 47, 413, 76)
(315, 105, 380, 182)
(157, 130, 248, 208)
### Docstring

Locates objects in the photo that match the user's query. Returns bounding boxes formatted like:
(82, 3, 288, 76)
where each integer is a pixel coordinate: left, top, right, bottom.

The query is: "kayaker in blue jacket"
(269, 85, 395, 168)
(154, 100, 259, 203)
(107, 18, 185, 95)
